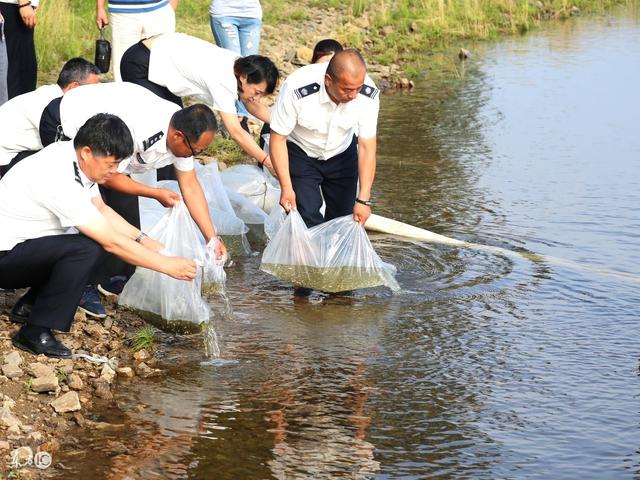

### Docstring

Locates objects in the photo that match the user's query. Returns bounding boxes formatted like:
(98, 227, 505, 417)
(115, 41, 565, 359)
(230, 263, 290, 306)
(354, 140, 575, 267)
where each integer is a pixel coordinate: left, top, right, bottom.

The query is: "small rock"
(4, 350, 23, 366)
(410, 21, 419, 32)
(133, 349, 151, 362)
(27, 431, 44, 444)
(31, 376, 59, 393)
(3, 397, 16, 409)
(459, 48, 472, 60)
(399, 77, 411, 89)
(67, 373, 84, 391)
(105, 440, 129, 456)
(71, 412, 85, 427)
(10, 446, 33, 466)
(61, 385, 69, 392)
(93, 379, 113, 400)
(2, 363, 23, 379)
(7, 424, 21, 437)
(50, 391, 81, 413)
(103, 318, 114, 330)
(0, 406, 22, 428)
(20, 424, 34, 434)
(100, 364, 116, 384)
(38, 438, 60, 454)
(117, 367, 134, 378)
(135, 362, 160, 378)
(83, 322, 107, 338)
(0, 440, 10, 451)
(380, 25, 395, 36)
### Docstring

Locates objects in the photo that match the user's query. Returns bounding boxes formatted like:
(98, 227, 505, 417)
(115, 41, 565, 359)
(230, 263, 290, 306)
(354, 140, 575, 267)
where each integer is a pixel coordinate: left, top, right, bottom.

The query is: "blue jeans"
(210, 15, 261, 117)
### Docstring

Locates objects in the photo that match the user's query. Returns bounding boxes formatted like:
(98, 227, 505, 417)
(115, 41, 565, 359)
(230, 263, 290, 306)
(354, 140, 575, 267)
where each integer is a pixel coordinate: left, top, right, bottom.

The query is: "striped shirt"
(107, 0, 168, 14)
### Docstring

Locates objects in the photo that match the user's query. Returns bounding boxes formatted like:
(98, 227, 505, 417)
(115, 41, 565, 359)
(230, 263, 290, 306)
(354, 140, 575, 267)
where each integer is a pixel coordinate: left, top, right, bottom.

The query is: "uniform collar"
(73, 159, 95, 189)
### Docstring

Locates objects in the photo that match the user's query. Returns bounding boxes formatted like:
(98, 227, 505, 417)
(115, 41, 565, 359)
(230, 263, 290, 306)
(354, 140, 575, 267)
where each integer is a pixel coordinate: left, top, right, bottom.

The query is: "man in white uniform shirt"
(120, 32, 280, 172)
(0, 114, 197, 358)
(270, 49, 379, 228)
(38, 81, 226, 317)
(0, 58, 100, 176)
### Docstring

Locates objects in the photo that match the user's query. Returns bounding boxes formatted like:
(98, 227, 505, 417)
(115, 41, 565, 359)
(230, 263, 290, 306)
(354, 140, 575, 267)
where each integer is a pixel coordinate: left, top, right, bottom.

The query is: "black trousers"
(89, 185, 140, 285)
(288, 138, 358, 228)
(120, 40, 182, 107)
(0, 3, 36, 99)
(0, 235, 101, 331)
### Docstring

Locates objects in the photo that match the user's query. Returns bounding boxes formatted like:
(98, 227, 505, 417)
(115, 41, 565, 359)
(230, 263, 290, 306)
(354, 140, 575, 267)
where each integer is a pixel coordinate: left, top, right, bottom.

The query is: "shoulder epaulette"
(359, 84, 379, 99)
(143, 131, 164, 151)
(294, 83, 320, 100)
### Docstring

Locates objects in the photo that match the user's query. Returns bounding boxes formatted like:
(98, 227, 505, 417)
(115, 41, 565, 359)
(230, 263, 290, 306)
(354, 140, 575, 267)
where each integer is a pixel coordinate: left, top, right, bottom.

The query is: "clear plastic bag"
(221, 164, 281, 213)
(260, 207, 400, 293)
(202, 237, 227, 296)
(119, 202, 210, 331)
(195, 162, 251, 256)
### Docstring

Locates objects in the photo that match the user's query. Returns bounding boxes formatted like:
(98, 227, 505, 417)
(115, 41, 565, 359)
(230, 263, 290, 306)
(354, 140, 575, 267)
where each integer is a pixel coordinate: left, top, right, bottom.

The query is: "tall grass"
(34, 0, 629, 82)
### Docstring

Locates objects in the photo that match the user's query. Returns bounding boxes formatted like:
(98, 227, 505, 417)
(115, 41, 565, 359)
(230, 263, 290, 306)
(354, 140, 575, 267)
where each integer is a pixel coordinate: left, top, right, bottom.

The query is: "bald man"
(269, 49, 379, 228)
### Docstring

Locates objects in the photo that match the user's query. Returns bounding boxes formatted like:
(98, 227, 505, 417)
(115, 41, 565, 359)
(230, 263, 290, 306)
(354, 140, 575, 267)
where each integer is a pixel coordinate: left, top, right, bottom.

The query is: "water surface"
(54, 7, 640, 479)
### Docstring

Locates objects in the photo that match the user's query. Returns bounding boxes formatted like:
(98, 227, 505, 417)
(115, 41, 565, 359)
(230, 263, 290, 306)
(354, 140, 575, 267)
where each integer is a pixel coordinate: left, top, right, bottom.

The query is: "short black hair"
(170, 104, 217, 143)
(311, 39, 344, 64)
(74, 113, 134, 160)
(57, 57, 101, 89)
(234, 55, 279, 94)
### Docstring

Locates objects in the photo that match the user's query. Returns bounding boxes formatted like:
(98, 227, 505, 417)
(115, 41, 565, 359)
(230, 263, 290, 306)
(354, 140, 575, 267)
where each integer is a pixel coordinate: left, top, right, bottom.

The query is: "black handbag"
(94, 27, 111, 73)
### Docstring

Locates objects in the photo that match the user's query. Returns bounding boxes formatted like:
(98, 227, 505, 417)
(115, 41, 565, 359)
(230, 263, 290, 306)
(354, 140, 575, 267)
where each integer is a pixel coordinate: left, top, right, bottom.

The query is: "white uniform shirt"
(270, 62, 380, 160)
(149, 33, 239, 114)
(60, 82, 192, 174)
(0, 83, 63, 165)
(0, 141, 102, 251)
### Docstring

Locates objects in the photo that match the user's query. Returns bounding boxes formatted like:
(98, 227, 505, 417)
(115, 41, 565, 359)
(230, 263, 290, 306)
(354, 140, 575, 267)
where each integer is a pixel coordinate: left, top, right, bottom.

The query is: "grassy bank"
(35, 0, 628, 81)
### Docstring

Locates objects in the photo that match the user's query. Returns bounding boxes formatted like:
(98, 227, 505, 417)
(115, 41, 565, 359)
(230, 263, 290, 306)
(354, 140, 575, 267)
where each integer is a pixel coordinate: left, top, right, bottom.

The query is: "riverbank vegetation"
(35, 0, 629, 81)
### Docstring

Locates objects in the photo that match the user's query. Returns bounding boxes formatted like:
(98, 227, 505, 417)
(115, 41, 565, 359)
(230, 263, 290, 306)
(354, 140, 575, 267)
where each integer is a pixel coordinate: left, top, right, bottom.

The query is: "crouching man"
(0, 114, 197, 358)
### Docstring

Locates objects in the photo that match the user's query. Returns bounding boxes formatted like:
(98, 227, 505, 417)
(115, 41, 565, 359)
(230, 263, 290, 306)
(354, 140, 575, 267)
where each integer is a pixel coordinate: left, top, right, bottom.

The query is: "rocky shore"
(0, 289, 162, 478)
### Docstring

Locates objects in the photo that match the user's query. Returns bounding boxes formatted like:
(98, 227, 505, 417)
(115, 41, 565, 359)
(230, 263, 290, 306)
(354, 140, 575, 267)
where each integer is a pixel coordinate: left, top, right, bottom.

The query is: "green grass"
(128, 325, 155, 352)
(33, 0, 630, 82)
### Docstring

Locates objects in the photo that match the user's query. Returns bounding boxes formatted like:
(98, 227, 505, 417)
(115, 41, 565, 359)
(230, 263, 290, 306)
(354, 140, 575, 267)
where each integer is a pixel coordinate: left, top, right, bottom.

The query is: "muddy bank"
(0, 289, 164, 478)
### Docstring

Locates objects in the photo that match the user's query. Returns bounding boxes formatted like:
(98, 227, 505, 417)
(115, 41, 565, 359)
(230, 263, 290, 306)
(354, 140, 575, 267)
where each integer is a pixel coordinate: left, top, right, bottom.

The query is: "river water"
(54, 6, 639, 479)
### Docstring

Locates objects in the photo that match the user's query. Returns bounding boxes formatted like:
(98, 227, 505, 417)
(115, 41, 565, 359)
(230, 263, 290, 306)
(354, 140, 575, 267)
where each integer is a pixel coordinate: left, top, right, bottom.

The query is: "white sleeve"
(206, 77, 237, 114)
(174, 156, 194, 172)
(270, 82, 298, 136)
(357, 96, 380, 139)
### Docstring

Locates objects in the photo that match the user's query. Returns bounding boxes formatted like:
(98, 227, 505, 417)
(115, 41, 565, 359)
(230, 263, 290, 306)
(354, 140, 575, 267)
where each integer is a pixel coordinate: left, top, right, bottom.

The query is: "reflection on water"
(53, 6, 640, 479)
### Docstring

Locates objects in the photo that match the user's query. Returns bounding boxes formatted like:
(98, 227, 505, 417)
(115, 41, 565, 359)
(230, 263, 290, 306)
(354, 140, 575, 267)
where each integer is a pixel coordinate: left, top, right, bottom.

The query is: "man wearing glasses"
(34, 81, 226, 318)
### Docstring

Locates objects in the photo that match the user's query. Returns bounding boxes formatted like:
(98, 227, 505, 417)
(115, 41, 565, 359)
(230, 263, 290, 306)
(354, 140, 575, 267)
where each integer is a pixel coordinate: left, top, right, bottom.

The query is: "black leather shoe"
(11, 329, 72, 359)
(10, 302, 31, 324)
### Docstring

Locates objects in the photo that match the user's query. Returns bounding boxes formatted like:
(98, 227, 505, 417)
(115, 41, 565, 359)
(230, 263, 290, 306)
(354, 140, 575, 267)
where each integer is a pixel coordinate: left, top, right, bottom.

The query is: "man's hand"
(164, 257, 197, 280)
(19, 3, 36, 28)
(154, 187, 181, 207)
(140, 235, 163, 252)
(96, 7, 108, 28)
(262, 155, 277, 178)
(214, 239, 228, 264)
(280, 188, 296, 212)
(353, 202, 372, 225)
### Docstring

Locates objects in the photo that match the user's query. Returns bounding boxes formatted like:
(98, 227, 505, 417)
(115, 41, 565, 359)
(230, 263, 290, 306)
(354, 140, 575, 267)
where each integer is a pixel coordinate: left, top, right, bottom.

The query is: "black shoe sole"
(11, 336, 72, 359)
